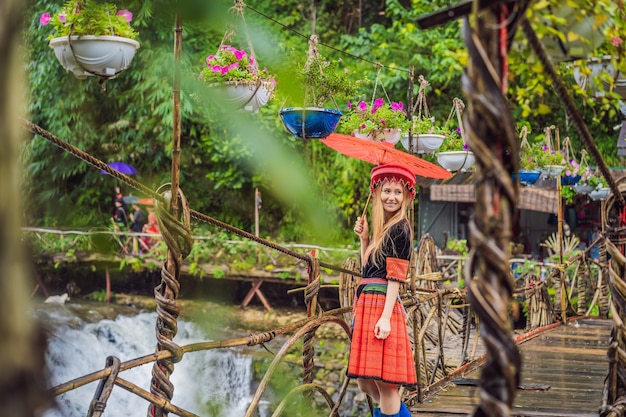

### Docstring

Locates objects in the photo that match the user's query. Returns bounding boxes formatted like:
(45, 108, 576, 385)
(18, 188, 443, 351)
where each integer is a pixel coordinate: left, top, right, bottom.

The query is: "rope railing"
(22, 119, 360, 278)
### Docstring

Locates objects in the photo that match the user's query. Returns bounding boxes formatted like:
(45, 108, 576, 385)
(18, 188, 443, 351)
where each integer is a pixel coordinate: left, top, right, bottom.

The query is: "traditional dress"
(347, 219, 417, 386)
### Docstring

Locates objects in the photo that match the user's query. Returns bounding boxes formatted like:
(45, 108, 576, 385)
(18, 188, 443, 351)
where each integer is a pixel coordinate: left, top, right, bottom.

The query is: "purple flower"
(59, 12, 67, 23)
(40, 13, 51, 25)
(117, 9, 133, 22)
(463, 143, 469, 150)
(347, 101, 352, 110)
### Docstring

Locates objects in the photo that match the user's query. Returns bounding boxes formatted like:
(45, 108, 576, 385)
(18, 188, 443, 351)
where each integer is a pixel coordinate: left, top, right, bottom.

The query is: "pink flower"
(372, 98, 385, 112)
(58, 12, 67, 23)
(612, 36, 623, 47)
(205, 55, 215, 66)
(40, 13, 51, 25)
(357, 101, 368, 112)
(117, 9, 133, 22)
(211, 65, 223, 73)
(391, 101, 404, 111)
(347, 101, 352, 110)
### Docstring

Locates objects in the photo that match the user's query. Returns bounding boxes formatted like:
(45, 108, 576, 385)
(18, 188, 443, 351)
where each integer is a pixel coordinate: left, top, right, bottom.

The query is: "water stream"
(37, 303, 267, 417)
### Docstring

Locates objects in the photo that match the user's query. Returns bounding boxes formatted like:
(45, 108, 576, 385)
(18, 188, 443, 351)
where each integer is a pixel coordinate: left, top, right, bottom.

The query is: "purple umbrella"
(100, 161, 139, 175)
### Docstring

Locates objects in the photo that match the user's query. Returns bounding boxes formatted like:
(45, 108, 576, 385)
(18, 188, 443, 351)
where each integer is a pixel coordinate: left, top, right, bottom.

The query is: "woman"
(348, 163, 416, 417)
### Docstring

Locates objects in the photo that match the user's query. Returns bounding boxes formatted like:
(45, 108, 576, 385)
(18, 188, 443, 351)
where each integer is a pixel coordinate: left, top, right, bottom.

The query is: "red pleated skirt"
(347, 278, 417, 385)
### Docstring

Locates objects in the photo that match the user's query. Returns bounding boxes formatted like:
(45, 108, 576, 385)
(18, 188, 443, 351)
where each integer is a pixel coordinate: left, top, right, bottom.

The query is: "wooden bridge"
(413, 319, 612, 417)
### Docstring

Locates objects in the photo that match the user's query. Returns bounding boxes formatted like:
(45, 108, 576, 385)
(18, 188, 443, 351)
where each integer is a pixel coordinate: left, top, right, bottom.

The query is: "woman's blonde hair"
(363, 183, 412, 267)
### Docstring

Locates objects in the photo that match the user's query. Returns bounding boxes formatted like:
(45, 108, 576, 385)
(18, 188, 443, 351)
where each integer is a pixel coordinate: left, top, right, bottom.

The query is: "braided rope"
(148, 185, 193, 417)
(461, 3, 526, 415)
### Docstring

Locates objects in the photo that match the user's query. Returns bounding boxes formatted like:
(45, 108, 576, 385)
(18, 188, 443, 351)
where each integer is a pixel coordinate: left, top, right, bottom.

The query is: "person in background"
(349, 164, 416, 417)
(112, 198, 128, 230)
(130, 203, 147, 233)
(141, 211, 160, 252)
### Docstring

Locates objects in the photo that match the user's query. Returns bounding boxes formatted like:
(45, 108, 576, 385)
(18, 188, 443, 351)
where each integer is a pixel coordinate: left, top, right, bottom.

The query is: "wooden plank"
(413, 321, 611, 416)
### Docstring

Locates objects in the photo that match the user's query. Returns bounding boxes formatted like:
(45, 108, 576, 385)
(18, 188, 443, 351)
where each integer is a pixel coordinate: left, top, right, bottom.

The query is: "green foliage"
(87, 289, 109, 302)
(42, 0, 139, 39)
(299, 56, 357, 107)
(445, 239, 468, 256)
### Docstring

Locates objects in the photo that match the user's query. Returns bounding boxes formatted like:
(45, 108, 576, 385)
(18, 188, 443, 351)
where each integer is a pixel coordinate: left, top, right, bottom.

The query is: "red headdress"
(370, 163, 416, 200)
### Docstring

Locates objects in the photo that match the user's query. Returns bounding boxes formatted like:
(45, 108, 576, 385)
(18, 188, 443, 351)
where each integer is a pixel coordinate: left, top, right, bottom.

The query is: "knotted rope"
(461, 2, 528, 415)
(148, 184, 193, 417)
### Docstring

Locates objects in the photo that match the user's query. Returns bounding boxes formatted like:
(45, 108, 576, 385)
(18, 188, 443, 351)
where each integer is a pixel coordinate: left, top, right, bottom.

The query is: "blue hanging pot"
(561, 174, 581, 186)
(280, 107, 342, 140)
(514, 169, 541, 186)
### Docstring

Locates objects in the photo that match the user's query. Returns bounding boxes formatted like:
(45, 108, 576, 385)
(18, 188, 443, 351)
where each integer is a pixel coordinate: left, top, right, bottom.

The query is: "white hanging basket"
(400, 133, 444, 154)
(208, 81, 274, 113)
(572, 183, 595, 195)
(353, 128, 402, 144)
(49, 35, 140, 79)
(437, 151, 475, 172)
(589, 187, 611, 201)
(540, 165, 565, 178)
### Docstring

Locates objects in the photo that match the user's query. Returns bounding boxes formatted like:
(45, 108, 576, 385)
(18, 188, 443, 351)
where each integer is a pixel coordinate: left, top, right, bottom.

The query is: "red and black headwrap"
(370, 163, 416, 200)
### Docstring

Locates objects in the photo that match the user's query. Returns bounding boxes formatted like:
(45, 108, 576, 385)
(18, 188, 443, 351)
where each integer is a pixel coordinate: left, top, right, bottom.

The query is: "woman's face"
(379, 181, 404, 214)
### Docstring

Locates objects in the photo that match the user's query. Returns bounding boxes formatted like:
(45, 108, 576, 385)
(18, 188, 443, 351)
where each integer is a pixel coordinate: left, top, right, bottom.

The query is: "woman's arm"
(374, 280, 399, 339)
(354, 216, 370, 261)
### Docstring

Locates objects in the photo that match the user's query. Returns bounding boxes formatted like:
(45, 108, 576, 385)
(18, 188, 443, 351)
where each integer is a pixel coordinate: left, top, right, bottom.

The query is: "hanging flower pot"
(561, 174, 581, 186)
(199, 44, 276, 113)
(208, 80, 274, 113)
(437, 151, 475, 172)
(280, 107, 342, 140)
(573, 183, 595, 194)
(589, 187, 611, 201)
(49, 35, 140, 79)
(40, 2, 140, 81)
(515, 169, 542, 186)
(353, 128, 402, 144)
(400, 133, 445, 154)
(540, 165, 565, 178)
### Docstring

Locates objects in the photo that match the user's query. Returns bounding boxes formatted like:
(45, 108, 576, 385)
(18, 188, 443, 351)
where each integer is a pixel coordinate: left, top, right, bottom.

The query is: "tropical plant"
(199, 44, 276, 88)
(39, 0, 138, 40)
(338, 98, 410, 137)
(299, 55, 357, 108)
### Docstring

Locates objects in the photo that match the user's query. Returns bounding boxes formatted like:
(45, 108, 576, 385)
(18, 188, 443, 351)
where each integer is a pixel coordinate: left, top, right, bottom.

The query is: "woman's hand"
(374, 317, 391, 339)
(354, 216, 369, 241)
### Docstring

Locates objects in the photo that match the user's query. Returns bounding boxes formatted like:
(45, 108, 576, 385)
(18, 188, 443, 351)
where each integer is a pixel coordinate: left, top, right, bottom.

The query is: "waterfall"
(41, 307, 265, 417)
